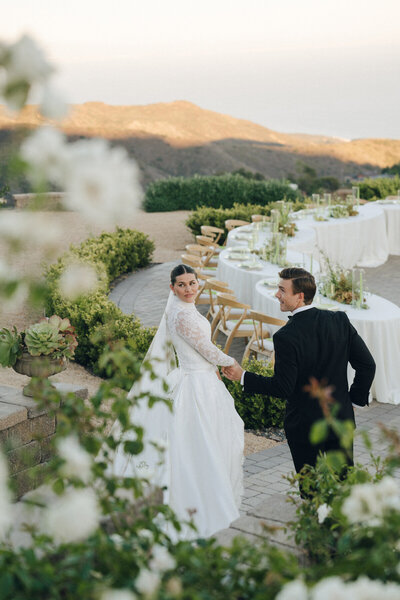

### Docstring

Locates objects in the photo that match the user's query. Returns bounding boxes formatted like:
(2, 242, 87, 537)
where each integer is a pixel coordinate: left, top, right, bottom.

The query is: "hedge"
(44, 228, 156, 377)
(185, 201, 305, 243)
(143, 174, 299, 212)
(356, 176, 400, 200)
(223, 358, 285, 430)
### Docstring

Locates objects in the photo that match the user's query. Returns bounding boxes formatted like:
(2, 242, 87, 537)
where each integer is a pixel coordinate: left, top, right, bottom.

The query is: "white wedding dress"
(110, 294, 244, 539)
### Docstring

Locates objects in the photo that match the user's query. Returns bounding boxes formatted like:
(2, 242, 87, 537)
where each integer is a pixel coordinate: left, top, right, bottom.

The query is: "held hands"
(221, 359, 244, 382)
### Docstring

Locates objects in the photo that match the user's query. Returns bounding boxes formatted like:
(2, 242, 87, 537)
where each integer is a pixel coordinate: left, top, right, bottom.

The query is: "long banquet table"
(375, 199, 400, 255)
(294, 203, 389, 268)
(254, 281, 400, 405)
(217, 248, 318, 307)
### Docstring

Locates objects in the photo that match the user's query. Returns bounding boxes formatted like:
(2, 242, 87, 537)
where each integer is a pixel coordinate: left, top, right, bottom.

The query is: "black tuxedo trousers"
(243, 308, 376, 472)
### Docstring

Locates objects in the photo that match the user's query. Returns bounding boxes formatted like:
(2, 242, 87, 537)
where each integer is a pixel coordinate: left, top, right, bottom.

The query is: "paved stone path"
(110, 256, 400, 549)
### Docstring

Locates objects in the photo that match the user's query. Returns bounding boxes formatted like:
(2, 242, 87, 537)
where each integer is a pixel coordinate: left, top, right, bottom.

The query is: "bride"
(110, 264, 244, 539)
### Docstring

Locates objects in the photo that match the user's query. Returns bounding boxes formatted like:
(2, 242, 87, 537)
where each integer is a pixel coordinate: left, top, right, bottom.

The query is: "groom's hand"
(222, 360, 244, 381)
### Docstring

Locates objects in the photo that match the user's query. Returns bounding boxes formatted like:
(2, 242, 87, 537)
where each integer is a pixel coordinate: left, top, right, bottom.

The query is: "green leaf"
(310, 420, 329, 445)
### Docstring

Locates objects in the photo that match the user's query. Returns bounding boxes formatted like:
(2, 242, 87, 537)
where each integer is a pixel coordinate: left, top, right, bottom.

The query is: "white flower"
(42, 487, 100, 544)
(310, 576, 347, 599)
(0, 211, 61, 250)
(0, 452, 13, 539)
(100, 589, 137, 600)
(276, 579, 309, 600)
(134, 569, 160, 597)
(62, 138, 142, 226)
(20, 126, 68, 186)
(40, 85, 68, 120)
(58, 263, 99, 300)
(342, 477, 400, 525)
(5, 34, 53, 85)
(149, 544, 176, 572)
(57, 435, 93, 482)
(317, 503, 331, 524)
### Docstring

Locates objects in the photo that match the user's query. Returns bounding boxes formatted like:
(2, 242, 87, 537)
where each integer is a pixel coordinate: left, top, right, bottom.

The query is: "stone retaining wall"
(13, 192, 67, 210)
(0, 383, 88, 498)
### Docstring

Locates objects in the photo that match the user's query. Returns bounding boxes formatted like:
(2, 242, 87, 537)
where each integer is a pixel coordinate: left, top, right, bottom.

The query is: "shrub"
(143, 174, 299, 212)
(356, 176, 400, 200)
(44, 228, 156, 376)
(186, 201, 305, 243)
(223, 358, 286, 430)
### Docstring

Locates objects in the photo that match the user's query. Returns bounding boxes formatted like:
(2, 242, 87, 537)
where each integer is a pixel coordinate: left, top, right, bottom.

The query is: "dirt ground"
(0, 207, 278, 455)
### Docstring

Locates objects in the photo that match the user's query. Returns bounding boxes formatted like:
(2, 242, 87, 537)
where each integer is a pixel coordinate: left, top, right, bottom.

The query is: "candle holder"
(351, 268, 366, 308)
(270, 209, 280, 233)
(352, 186, 360, 207)
(323, 193, 332, 207)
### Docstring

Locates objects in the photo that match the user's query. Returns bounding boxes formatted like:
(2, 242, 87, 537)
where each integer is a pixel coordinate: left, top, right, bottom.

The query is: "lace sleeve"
(174, 309, 234, 367)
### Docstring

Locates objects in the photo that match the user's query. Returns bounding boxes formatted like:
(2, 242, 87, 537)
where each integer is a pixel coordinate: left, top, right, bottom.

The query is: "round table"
(217, 248, 319, 307)
(375, 199, 400, 255)
(254, 282, 400, 405)
(294, 203, 389, 268)
(227, 223, 317, 254)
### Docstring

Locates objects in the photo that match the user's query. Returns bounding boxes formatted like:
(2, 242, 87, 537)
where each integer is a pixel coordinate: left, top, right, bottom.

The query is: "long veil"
(109, 291, 177, 486)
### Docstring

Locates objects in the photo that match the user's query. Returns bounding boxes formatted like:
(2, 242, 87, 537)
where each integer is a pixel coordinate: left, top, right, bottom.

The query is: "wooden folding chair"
(195, 235, 223, 253)
(200, 225, 224, 245)
(251, 214, 264, 222)
(242, 310, 287, 362)
(211, 294, 252, 353)
(225, 219, 251, 232)
(195, 279, 234, 315)
(185, 244, 218, 267)
(180, 254, 218, 278)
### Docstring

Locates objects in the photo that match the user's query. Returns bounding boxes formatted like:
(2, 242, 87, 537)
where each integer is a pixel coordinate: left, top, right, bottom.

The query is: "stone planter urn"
(13, 353, 67, 397)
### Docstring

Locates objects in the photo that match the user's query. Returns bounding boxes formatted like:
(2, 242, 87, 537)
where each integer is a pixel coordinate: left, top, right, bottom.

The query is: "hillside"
(1, 101, 400, 188)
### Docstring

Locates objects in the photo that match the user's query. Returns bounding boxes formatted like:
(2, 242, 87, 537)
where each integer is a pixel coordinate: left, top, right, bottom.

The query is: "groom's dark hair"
(279, 267, 316, 305)
(170, 264, 198, 285)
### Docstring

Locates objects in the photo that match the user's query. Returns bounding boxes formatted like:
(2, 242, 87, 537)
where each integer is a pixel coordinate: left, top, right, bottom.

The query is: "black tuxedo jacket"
(244, 308, 376, 444)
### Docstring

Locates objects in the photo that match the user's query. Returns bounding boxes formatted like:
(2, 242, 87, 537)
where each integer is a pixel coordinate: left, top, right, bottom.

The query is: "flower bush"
(144, 174, 300, 212)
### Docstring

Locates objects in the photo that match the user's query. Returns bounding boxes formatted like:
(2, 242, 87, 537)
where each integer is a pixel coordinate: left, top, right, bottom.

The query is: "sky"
(2, 0, 400, 140)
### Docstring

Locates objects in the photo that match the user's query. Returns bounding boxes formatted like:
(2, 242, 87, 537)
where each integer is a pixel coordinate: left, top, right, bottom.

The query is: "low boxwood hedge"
(186, 201, 305, 243)
(143, 174, 299, 212)
(44, 228, 156, 376)
(223, 358, 285, 430)
(356, 176, 400, 201)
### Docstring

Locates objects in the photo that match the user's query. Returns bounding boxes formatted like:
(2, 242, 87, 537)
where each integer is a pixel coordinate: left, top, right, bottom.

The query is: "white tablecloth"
(254, 282, 400, 405)
(227, 223, 317, 254)
(376, 199, 400, 255)
(295, 203, 389, 268)
(217, 248, 318, 307)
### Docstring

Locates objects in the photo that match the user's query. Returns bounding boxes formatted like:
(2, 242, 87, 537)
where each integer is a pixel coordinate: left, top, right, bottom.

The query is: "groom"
(222, 267, 376, 474)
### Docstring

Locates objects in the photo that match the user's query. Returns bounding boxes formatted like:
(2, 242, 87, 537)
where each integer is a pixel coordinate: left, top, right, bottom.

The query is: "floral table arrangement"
(271, 200, 297, 236)
(318, 257, 368, 309)
(0, 315, 78, 396)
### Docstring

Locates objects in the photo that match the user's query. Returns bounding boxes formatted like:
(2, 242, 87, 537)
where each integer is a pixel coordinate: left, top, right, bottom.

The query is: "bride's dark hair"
(170, 264, 198, 285)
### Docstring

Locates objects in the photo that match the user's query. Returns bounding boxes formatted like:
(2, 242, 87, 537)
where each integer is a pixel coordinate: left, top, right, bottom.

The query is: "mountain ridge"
(1, 101, 399, 186)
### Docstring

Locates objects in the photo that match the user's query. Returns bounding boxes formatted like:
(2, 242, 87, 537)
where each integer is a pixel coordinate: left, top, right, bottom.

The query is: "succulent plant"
(0, 327, 22, 367)
(25, 321, 63, 356)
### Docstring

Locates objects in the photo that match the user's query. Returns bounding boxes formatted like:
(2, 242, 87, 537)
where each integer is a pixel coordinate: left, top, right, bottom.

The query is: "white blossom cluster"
(342, 476, 400, 525)
(134, 544, 177, 598)
(57, 434, 93, 482)
(317, 502, 331, 524)
(58, 263, 99, 301)
(277, 576, 400, 600)
(0, 211, 61, 249)
(20, 127, 142, 226)
(0, 34, 67, 117)
(42, 487, 100, 544)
